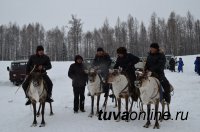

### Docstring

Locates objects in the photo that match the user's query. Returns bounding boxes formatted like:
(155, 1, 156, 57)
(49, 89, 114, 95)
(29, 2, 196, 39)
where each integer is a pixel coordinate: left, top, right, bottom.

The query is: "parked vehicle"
(7, 60, 27, 86)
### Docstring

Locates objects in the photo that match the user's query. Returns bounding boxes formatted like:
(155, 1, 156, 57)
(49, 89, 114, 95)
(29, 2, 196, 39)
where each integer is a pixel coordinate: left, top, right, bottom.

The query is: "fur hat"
(150, 43, 159, 50)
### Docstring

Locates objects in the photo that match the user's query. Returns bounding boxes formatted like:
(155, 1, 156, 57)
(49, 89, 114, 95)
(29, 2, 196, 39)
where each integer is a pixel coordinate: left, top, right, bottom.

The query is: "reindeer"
(108, 69, 137, 122)
(85, 68, 111, 117)
(36, 102, 54, 117)
(27, 72, 48, 127)
(134, 71, 172, 129)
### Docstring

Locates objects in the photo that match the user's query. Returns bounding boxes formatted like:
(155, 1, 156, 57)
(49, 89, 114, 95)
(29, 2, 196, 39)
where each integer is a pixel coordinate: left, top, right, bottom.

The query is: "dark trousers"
(158, 75, 171, 103)
(22, 74, 53, 98)
(73, 86, 85, 111)
(125, 71, 139, 101)
(170, 65, 175, 72)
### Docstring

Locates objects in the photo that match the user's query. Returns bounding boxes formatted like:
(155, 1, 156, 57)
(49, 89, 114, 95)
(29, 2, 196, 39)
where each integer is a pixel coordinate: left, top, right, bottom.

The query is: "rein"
(97, 74, 104, 92)
(119, 83, 129, 94)
(15, 65, 36, 94)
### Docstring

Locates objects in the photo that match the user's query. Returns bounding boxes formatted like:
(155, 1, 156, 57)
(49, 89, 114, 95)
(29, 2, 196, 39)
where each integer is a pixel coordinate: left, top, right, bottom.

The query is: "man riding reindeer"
(144, 43, 171, 104)
(22, 45, 53, 105)
(113, 47, 140, 101)
(92, 47, 112, 97)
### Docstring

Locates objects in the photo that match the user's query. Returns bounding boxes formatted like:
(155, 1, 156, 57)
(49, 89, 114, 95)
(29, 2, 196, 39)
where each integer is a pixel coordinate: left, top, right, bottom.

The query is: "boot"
(25, 98, 31, 105)
(46, 96, 54, 103)
(80, 109, 86, 112)
(163, 92, 171, 104)
(46, 93, 54, 103)
(103, 83, 109, 97)
(87, 92, 91, 96)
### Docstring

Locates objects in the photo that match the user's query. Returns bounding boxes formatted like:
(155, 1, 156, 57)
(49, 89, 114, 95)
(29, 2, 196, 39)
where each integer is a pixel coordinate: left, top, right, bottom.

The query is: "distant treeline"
(0, 11, 200, 61)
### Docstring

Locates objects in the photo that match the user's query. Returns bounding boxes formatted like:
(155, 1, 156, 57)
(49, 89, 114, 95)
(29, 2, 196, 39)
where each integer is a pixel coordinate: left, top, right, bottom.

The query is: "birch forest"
(0, 11, 200, 61)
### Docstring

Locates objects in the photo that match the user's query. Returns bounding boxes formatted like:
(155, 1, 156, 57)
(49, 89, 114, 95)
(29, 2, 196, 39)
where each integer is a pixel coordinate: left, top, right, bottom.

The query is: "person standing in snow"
(169, 57, 176, 72)
(68, 55, 88, 113)
(144, 43, 171, 104)
(194, 57, 200, 75)
(178, 58, 184, 73)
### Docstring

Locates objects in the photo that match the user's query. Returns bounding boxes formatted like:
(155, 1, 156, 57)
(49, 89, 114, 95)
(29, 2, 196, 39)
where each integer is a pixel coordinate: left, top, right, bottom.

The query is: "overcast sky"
(0, 0, 200, 31)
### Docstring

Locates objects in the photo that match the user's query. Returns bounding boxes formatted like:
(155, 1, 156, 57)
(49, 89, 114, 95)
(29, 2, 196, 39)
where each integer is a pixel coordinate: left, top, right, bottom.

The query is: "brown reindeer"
(36, 102, 54, 117)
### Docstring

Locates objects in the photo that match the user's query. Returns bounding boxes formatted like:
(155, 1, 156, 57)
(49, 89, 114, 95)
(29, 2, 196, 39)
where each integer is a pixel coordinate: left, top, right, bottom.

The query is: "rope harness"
(15, 65, 36, 94)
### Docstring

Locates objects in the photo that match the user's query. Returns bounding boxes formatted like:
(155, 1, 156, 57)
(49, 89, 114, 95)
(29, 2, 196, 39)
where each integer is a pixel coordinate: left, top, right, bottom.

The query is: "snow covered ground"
(0, 55, 200, 132)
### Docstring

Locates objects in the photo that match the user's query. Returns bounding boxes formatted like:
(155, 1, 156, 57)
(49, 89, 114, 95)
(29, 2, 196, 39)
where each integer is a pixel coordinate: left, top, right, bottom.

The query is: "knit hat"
(75, 55, 83, 62)
(117, 47, 127, 55)
(36, 45, 44, 52)
(97, 47, 104, 52)
(150, 43, 159, 50)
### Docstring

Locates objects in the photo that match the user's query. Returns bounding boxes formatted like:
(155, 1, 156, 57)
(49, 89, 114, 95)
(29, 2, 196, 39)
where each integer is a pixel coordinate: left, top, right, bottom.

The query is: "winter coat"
(26, 54, 52, 74)
(114, 53, 139, 72)
(93, 53, 112, 68)
(92, 52, 112, 79)
(178, 60, 184, 68)
(169, 58, 176, 71)
(169, 58, 175, 67)
(68, 63, 88, 88)
(145, 51, 166, 76)
(194, 57, 200, 73)
(114, 53, 140, 83)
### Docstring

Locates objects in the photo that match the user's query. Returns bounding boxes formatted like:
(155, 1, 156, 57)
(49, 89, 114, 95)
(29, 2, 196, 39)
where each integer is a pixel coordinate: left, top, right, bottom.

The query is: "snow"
(0, 55, 200, 132)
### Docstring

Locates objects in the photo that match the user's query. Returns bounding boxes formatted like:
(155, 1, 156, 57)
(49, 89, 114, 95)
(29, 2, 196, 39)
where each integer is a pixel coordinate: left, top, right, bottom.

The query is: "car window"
(11, 62, 27, 70)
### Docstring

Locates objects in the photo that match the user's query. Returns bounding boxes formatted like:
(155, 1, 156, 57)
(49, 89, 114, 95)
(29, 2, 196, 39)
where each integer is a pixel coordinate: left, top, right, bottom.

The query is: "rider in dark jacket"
(145, 43, 171, 103)
(68, 55, 88, 113)
(92, 47, 112, 96)
(114, 47, 140, 100)
(22, 45, 53, 105)
(93, 47, 111, 79)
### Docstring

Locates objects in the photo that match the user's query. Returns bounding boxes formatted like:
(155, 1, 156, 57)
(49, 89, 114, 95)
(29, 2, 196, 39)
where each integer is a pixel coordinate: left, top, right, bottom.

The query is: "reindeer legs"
(37, 102, 54, 117)
(88, 96, 94, 117)
(49, 102, 54, 115)
(96, 95, 101, 116)
(31, 103, 37, 127)
(116, 98, 121, 122)
(153, 100, 160, 129)
(144, 104, 151, 128)
(102, 94, 109, 112)
(125, 96, 130, 122)
(39, 102, 46, 127)
(37, 103, 41, 117)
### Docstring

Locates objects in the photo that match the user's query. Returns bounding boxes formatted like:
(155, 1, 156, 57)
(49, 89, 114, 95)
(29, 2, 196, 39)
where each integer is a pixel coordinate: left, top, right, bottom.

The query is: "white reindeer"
(86, 68, 109, 117)
(135, 71, 172, 129)
(108, 69, 136, 122)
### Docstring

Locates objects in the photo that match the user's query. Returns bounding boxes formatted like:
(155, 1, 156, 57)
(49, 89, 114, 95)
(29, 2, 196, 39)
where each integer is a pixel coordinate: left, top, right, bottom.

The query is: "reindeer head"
(85, 68, 99, 83)
(108, 69, 122, 83)
(30, 72, 43, 87)
(134, 71, 151, 88)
